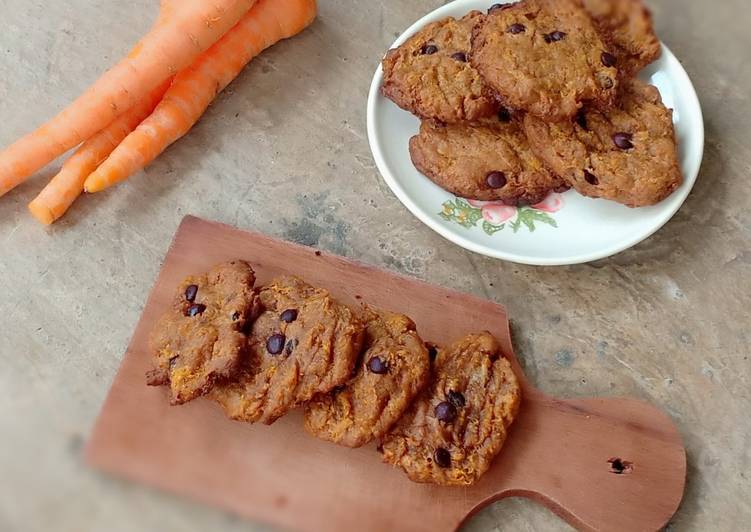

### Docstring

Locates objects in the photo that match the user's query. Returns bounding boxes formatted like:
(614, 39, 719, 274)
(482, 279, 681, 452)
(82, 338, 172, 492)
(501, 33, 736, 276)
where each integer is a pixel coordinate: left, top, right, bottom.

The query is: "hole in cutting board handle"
(608, 457, 634, 474)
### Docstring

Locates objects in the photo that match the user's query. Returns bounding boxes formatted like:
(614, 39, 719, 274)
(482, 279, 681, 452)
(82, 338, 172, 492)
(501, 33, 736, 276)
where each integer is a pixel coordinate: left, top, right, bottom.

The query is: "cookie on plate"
(146, 260, 259, 405)
(304, 306, 431, 448)
(409, 112, 568, 205)
(381, 11, 499, 123)
(470, 0, 618, 120)
(523, 78, 682, 207)
(380, 332, 521, 486)
(582, 0, 661, 76)
(211, 276, 364, 425)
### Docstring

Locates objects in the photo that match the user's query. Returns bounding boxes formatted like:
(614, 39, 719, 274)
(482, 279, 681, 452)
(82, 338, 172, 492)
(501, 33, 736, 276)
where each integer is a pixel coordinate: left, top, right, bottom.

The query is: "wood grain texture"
(85, 216, 686, 532)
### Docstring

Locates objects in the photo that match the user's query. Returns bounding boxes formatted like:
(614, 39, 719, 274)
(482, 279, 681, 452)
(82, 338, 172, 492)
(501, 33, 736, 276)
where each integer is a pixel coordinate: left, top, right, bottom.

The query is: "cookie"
(409, 113, 567, 204)
(381, 11, 499, 123)
(582, 0, 661, 76)
(523, 78, 682, 207)
(304, 307, 431, 448)
(380, 332, 521, 486)
(211, 276, 365, 425)
(146, 260, 259, 405)
(470, 0, 618, 120)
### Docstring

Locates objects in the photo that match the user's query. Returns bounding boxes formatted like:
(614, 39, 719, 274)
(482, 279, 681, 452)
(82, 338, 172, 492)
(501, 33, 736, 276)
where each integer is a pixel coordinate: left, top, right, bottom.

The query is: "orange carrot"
(84, 0, 317, 193)
(0, 0, 256, 197)
(27, 79, 172, 225)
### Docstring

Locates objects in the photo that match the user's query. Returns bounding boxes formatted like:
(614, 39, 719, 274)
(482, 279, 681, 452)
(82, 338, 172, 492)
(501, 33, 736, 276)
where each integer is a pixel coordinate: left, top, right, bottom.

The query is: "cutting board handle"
(461, 393, 686, 532)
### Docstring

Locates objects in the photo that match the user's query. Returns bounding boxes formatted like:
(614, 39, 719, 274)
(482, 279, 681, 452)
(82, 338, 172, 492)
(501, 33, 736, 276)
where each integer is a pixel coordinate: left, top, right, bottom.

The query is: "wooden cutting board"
(86, 216, 686, 532)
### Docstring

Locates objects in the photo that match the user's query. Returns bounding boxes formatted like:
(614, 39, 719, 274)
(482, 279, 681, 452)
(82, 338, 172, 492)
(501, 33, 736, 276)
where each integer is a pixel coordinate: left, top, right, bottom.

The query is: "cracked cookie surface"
(381, 332, 521, 486)
(381, 11, 499, 123)
(146, 260, 259, 405)
(523, 78, 682, 207)
(409, 112, 567, 204)
(470, 0, 618, 120)
(211, 276, 364, 425)
(304, 306, 431, 448)
(582, 0, 661, 77)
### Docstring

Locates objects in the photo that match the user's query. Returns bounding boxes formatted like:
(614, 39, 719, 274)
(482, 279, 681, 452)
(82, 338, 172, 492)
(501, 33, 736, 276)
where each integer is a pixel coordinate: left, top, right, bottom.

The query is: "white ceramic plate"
(367, 0, 704, 265)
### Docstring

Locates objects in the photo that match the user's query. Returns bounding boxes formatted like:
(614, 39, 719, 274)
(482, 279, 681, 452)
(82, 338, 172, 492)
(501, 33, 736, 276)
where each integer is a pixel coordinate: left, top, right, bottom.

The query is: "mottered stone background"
(0, 0, 748, 530)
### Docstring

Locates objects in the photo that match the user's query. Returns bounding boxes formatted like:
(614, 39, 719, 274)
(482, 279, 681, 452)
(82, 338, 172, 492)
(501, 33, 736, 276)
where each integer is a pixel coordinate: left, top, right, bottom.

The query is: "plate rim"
(366, 0, 705, 266)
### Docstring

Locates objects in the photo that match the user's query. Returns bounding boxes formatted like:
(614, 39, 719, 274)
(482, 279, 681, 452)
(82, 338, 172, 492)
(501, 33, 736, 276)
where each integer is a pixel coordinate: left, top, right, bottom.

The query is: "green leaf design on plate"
(438, 198, 560, 236)
(439, 198, 483, 229)
(482, 220, 505, 235)
(516, 207, 558, 232)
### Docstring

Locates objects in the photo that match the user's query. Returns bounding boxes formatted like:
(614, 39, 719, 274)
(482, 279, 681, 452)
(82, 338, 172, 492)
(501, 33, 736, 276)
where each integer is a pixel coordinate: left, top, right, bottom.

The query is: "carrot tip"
(28, 200, 55, 225)
(83, 179, 102, 194)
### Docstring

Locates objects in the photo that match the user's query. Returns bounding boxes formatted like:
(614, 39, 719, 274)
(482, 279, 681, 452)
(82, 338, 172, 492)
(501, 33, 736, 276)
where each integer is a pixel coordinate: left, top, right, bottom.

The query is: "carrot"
(0, 0, 257, 197)
(27, 79, 172, 225)
(84, 0, 317, 193)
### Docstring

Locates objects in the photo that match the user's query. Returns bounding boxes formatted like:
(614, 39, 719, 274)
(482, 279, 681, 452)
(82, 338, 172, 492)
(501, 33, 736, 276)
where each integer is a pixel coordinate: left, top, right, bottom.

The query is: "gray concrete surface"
(0, 0, 749, 531)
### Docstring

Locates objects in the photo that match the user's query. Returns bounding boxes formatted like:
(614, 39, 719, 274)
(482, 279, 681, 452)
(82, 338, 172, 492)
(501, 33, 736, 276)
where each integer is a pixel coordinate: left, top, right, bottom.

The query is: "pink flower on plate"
(467, 199, 506, 208)
(532, 192, 565, 213)
(482, 204, 517, 225)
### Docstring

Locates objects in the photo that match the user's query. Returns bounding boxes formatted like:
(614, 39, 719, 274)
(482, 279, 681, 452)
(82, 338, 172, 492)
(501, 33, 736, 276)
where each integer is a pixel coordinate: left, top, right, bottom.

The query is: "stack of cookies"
(147, 260, 521, 487)
(381, 0, 683, 208)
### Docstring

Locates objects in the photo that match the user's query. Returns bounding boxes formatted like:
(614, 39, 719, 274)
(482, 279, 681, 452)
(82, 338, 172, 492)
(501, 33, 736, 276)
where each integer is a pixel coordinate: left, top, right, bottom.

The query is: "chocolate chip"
(554, 184, 571, 193)
(367, 356, 388, 374)
(544, 31, 566, 43)
(498, 107, 512, 122)
(168, 355, 179, 369)
(575, 110, 588, 130)
(435, 401, 457, 423)
(451, 52, 467, 62)
(584, 170, 599, 185)
(421, 44, 438, 55)
(447, 390, 466, 408)
(489, 2, 515, 13)
(186, 303, 206, 317)
(231, 311, 240, 321)
(266, 333, 286, 355)
(184, 284, 198, 302)
(613, 132, 634, 150)
(486, 171, 507, 189)
(427, 344, 438, 361)
(285, 338, 298, 355)
(601, 51, 617, 67)
(434, 448, 451, 468)
(507, 23, 525, 34)
(280, 309, 298, 323)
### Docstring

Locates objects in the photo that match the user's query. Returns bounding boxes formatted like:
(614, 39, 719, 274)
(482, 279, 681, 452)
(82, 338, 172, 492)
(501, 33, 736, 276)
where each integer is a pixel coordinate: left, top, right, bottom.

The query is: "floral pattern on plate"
(439, 193, 564, 235)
